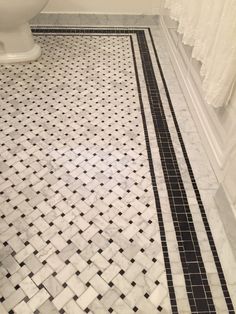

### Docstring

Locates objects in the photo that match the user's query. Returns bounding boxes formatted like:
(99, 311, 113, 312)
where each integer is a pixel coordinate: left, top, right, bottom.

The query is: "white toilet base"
(0, 43, 41, 64)
(0, 23, 41, 64)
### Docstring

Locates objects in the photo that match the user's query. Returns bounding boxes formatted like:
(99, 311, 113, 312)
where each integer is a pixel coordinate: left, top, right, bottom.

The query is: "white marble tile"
(28, 289, 50, 312)
(52, 287, 74, 310)
(14, 301, 33, 314)
(64, 299, 85, 314)
(76, 286, 98, 310)
(19, 276, 39, 298)
(3, 288, 25, 311)
(32, 264, 53, 286)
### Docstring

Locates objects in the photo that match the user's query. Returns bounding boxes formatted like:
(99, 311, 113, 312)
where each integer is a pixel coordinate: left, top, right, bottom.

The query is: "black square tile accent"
(144, 293, 149, 299)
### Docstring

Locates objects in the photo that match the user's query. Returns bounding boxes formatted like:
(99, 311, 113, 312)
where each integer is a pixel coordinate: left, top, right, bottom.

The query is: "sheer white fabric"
(165, 0, 236, 108)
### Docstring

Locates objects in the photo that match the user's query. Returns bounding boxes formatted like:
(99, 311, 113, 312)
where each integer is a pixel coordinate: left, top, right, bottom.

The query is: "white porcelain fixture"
(0, 0, 49, 63)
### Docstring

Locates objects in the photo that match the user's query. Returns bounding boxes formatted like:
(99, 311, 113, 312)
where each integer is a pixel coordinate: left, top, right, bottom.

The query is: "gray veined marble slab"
(30, 13, 160, 27)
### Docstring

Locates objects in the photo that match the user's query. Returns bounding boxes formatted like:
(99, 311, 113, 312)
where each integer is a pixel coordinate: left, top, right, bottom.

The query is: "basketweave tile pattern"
(0, 27, 235, 314)
(0, 32, 169, 314)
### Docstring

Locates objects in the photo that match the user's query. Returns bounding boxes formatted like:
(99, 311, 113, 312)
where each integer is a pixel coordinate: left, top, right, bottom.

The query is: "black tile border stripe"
(147, 28, 235, 314)
(31, 27, 235, 313)
(134, 30, 216, 314)
(130, 36, 178, 313)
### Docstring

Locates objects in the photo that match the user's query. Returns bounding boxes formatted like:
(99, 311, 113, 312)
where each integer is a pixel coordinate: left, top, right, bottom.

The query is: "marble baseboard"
(30, 13, 160, 27)
(215, 185, 236, 261)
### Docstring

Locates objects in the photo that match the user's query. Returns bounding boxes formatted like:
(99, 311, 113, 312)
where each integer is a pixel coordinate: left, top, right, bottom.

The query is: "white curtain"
(165, 0, 236, 108)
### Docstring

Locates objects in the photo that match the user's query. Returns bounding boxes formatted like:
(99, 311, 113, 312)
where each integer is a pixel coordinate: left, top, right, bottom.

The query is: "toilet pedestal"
(0, 23, 41, 63)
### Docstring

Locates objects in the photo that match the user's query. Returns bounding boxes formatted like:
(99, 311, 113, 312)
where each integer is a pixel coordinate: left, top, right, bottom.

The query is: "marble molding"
(30, 13, 160, 27)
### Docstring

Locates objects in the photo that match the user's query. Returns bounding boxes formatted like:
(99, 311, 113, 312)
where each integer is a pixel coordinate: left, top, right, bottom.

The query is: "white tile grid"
(0, 33, 169, 313)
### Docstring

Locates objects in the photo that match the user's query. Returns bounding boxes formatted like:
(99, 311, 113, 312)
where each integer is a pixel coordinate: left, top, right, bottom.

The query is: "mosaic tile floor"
(0, 26, 235, 314)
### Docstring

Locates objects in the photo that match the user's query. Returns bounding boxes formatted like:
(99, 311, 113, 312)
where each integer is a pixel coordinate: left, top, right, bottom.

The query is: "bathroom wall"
(43, 0, 161, 15)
